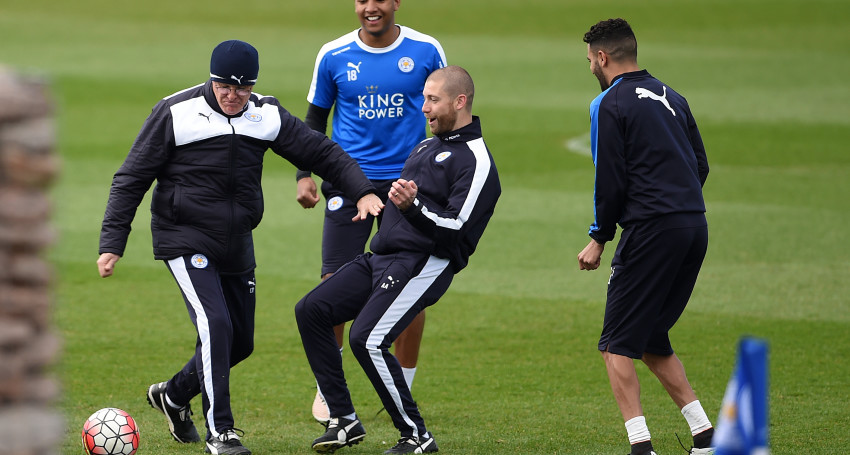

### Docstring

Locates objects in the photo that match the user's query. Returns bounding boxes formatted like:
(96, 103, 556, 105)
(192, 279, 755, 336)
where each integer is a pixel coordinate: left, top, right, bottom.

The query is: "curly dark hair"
(583, 18, 637, 62)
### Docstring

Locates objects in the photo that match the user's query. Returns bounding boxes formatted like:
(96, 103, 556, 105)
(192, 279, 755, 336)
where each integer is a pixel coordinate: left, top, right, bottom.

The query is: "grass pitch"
(1, 1, 849, 454)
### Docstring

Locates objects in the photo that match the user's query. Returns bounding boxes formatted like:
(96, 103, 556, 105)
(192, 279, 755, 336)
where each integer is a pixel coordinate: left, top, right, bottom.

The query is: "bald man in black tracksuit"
(296, 66, 500, 455)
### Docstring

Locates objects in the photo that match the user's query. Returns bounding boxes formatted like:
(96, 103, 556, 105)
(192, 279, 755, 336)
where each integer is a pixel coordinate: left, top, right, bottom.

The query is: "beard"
(592, 66, 609, 91)
(430, 109, 458, 135)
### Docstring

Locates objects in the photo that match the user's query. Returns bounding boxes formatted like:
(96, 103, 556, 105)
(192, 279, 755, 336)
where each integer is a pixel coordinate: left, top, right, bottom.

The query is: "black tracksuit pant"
(295, 251, 453, 440)
(163, 254, 256, 438)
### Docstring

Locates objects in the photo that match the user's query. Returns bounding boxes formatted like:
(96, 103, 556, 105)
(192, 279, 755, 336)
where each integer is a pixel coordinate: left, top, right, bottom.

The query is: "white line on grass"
(565, 131, 591, 157)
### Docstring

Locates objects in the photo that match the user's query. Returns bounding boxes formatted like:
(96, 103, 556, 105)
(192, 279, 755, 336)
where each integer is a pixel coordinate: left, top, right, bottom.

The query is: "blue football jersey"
(307, 26, 447, 180)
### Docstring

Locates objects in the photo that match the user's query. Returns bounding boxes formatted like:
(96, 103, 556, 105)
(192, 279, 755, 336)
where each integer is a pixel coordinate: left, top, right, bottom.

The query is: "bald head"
(426, 65, 475, 112)
(422, 65, 476, 135)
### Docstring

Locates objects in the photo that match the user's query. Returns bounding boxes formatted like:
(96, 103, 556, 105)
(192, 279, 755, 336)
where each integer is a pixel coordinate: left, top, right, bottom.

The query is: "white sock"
(681, 400, 712, 435)
(342, 412, 356, 421)
(625, 416, 652, 445)
(402, 367, 416, 389)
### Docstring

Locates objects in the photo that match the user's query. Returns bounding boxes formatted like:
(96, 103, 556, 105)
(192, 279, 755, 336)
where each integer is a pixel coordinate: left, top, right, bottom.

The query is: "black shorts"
(598, 213, 708, 359)
(320, 179, 394, 276)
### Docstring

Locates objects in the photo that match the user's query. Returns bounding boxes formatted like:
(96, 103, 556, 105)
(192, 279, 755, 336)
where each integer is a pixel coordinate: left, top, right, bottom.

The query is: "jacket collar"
(610, 69, 650, 86)
(437, 116, 482, 143)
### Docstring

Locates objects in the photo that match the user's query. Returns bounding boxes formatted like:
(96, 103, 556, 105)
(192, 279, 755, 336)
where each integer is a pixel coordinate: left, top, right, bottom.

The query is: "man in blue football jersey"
(575, 18, 715, 455)
(296, 65, 500, 454)
(293, 0, 447, 423)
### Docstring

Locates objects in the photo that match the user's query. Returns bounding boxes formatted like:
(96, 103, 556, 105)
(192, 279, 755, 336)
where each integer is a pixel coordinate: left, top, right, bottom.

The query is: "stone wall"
(0, 65, 64, 454)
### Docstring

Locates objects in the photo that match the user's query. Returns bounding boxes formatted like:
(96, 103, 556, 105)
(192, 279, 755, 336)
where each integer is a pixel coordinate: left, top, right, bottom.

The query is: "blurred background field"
(1, 0, 848, 453)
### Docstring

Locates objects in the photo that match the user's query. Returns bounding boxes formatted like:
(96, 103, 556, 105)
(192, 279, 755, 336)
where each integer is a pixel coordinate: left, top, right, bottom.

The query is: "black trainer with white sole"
(384, 433, 438, 454)
(146, 381, 201, 443)
(311, 417, 366, 453)
(205, 429, 251, 455)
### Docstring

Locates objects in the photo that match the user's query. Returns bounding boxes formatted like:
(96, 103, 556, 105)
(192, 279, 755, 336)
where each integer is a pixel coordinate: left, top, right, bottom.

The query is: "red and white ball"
(81, 407, 140, 455)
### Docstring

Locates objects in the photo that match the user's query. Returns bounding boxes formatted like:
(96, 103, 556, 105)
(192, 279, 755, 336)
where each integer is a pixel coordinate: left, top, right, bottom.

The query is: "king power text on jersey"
(358, 93, 405, 119)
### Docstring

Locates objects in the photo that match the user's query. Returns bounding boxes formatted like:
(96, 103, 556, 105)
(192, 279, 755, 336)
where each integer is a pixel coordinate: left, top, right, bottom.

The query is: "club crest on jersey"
(398, 57, 414, 73)
(244, 112, 262, 122)
(435, 151, 452, 162)
(191, 254, 209, 269)
(328, 196, 343, 211)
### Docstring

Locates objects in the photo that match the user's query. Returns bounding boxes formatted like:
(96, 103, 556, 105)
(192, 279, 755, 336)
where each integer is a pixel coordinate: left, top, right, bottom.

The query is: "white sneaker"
(311, 390, 330, 425)
(690, 449, 715, 454)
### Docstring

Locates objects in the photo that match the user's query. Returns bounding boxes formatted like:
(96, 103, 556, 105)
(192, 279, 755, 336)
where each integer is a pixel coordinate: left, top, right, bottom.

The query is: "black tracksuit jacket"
(99, 81, 375, 274)
(370, 116, 501, 273)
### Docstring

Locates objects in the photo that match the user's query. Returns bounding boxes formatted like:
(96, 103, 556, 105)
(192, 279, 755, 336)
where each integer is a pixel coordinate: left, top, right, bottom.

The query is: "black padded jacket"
(99, 81, 375, 274)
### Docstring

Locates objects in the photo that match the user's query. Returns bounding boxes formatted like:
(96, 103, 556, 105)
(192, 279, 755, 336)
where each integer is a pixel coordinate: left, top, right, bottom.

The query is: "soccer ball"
(81, 407, 140, 455)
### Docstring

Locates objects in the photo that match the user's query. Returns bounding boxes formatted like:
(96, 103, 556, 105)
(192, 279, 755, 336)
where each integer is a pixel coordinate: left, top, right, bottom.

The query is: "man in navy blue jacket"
(295, 65, 500, 454)
(97, 40, 383, 455)
(576, 19, 715, 455)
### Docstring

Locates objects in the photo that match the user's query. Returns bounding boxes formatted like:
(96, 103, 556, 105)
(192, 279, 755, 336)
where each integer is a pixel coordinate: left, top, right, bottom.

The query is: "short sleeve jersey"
(307, 26, 447, 180)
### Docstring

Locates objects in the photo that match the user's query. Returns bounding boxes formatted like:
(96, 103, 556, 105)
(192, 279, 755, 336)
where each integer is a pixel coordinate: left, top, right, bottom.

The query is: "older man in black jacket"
(97, 40, 383, 455)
